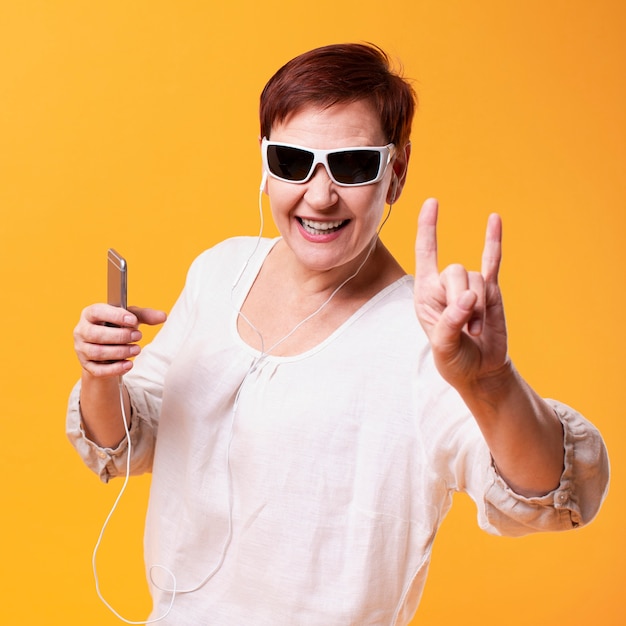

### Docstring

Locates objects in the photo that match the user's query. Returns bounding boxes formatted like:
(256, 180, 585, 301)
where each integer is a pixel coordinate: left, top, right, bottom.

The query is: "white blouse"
(67, 236, 609, 625)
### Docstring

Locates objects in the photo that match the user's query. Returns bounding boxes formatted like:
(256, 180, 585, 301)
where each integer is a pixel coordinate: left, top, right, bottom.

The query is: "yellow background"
(1, 1, 624, 624)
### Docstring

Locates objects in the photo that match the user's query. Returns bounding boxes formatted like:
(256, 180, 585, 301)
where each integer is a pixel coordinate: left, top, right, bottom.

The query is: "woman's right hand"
(74, 304, 167, 378)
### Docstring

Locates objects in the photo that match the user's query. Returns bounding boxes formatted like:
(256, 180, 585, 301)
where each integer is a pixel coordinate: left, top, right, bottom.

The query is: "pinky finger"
(481, 213, 503, 283)
(81, 357, 134, 378)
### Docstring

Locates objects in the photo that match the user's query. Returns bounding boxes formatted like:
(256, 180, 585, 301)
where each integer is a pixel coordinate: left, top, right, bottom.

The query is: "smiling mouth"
(298, 217, 349, 235)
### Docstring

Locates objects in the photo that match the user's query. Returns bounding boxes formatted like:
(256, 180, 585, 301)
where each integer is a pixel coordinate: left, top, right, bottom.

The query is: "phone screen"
(107, 249, 127, 309)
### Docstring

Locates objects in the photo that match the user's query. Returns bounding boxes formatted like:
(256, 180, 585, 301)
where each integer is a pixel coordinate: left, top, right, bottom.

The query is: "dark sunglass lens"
(328, 150, 381, 184)
(267, 145, 314, 181)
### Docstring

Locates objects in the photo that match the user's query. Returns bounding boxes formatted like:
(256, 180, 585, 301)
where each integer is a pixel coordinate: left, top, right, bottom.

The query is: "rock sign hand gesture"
(413, 198, 564, 496)
(414, 198, 509, 394)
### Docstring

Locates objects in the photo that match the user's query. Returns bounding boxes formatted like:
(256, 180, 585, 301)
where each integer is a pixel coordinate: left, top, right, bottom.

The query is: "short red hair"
(260, 43, 417, 148)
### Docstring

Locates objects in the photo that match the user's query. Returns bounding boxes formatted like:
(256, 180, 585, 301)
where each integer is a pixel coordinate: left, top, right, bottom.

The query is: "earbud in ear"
(389, 177, 399, 204)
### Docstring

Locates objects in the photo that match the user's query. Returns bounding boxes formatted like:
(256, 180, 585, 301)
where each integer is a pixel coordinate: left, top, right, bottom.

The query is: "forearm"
(459, 363, 564, 497)
(79, 371, 132, 448)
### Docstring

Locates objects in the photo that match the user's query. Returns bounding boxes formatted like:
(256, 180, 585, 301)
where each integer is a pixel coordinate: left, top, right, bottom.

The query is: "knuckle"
(83, 341, 106, 361)
(81, 324, 101, 343)
(81, 361, 99, 376)
(81, 304, 100, 323)
(90, 344, 114, 362)
(441, 263, 464, 280)
(446, 263, 466, 274)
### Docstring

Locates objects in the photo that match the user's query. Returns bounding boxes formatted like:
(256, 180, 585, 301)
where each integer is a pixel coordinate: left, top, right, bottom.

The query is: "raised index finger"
(415, 198, 440, 281)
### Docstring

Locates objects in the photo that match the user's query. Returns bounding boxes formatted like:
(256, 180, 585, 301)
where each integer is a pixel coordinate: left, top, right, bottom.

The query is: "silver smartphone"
(107, 248, 127, 310)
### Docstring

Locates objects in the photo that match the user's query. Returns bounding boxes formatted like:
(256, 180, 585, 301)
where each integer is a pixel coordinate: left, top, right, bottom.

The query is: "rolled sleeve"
(66, 380, 156, 483)
(479, 400, 609, 537)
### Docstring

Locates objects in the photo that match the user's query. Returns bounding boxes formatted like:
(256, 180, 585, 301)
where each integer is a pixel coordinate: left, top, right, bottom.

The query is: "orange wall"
(1, 1, 623, 624)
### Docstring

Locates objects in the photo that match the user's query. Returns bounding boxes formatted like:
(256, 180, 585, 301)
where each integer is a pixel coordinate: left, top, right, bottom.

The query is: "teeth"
(300, 218, 346, 233)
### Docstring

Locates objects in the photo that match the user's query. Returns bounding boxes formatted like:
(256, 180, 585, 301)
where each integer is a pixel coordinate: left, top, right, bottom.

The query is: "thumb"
(128, 306, 168, 326)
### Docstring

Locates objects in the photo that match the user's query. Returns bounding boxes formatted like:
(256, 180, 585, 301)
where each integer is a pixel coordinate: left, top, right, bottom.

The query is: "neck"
(277, 236, 389, 299)
(237, 235, 405, 357)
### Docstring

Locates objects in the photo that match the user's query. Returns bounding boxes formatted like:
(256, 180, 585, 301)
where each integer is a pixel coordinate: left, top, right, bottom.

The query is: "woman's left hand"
(413, 198, 510, 393)
(414, 198, 566, 496)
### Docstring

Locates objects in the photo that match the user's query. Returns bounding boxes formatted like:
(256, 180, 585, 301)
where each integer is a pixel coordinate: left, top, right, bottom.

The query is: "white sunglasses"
(261, 137, 395, 187)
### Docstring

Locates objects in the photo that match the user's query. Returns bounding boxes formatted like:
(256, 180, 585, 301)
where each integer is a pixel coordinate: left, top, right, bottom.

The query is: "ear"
(386, 142, 411, 204)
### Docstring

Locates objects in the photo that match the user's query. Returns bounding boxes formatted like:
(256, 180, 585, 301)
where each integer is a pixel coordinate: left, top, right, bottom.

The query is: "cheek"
(267, 184, 300, 215)
(355, 187, 388, 222)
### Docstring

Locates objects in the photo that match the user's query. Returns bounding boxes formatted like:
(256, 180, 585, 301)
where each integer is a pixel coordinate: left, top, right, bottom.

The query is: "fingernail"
(124, 315, 136, 325)
(468, 318, 483, 335)
(131, 331, 142, 341)
(130, 345, 141, 355)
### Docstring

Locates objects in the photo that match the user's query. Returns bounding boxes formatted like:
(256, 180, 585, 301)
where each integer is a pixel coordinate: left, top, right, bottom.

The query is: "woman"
(68, 43, 609, 625)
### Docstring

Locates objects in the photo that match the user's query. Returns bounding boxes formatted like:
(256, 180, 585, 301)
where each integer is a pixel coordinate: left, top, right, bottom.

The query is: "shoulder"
(367, 275, 420, 334)
(345, 274, 430, 358)
(192, 236, 276, 267)
(186, 236, 277, 283)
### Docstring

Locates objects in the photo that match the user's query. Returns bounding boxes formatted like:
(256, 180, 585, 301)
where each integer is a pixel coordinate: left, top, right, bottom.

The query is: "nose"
(303, 164, 338, 210)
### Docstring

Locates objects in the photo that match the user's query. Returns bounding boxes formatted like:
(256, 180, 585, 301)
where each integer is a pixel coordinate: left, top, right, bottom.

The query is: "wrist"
(456, 359, 520, 409)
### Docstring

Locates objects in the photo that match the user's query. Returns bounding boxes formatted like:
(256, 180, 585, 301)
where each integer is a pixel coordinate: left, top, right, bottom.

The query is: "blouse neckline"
(229, 237, 412, 362)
